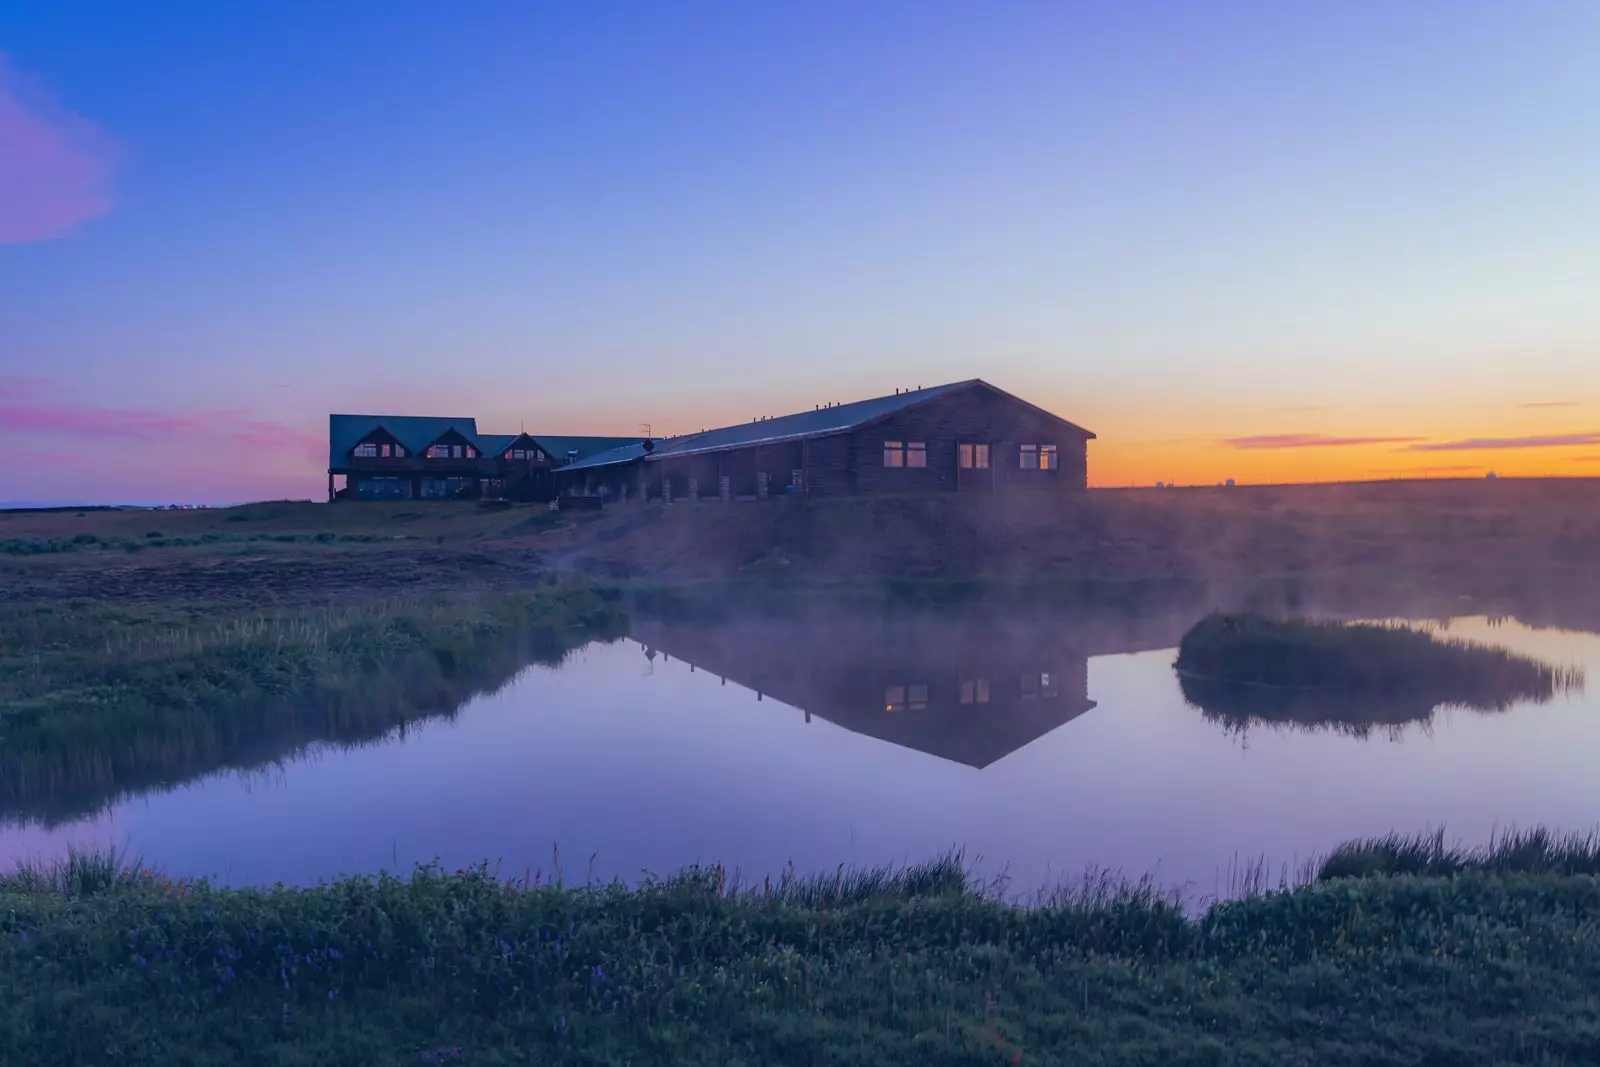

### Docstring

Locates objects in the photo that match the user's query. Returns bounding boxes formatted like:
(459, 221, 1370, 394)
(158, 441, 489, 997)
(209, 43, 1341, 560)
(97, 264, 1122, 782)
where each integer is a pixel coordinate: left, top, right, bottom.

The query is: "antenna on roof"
(640, 422, 652, 437)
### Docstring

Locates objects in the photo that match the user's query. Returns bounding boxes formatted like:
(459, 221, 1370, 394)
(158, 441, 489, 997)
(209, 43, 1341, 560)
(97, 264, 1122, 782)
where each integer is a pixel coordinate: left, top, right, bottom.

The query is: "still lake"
(4, 591, 1598, 898)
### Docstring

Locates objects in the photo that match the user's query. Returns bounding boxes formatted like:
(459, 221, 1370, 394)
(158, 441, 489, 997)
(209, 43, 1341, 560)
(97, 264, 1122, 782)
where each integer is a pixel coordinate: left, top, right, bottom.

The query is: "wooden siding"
(841, 387, 1089, 495)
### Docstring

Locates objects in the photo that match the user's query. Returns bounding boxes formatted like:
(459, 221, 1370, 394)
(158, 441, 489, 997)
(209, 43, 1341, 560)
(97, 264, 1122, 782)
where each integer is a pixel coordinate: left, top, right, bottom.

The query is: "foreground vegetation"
(4, 844, 1600, 1065)
(0, 584, 625, 825)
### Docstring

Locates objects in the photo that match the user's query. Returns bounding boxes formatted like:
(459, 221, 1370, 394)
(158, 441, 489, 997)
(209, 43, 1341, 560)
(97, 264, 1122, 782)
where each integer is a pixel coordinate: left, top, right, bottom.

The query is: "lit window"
(1041, 444, 1058, 470)
(467, 446, 476, 458)
(884, 441, 905, 468)
(1020, 444, 1039, 470)
(907, 442, 926, 468)
(959, 443, 990, 469)
(452, 445, 463, 458)
(427, 445, 450, 459)
(380, 444, 391, 457)
(353, 443, 378, 458)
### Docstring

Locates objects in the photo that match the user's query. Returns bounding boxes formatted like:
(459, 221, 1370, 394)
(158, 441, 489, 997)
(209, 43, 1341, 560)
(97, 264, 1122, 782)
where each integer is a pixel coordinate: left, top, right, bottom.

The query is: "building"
(557, 379, 1094, 501)
(327, 414, 637, 501)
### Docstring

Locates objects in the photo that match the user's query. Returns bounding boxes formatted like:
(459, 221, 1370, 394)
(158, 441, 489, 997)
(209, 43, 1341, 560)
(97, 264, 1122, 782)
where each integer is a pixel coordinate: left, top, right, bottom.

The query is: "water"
(4, 590, 1598, 898)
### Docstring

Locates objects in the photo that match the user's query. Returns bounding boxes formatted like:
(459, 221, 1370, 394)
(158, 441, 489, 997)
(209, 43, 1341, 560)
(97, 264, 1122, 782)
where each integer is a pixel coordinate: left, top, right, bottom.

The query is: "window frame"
(906, 441, 927, 468)
(353, 442, 378, 458)
(883, 440, 905, 468)
(1019, 443, 1039, 470)
(958, 442, 991, 470)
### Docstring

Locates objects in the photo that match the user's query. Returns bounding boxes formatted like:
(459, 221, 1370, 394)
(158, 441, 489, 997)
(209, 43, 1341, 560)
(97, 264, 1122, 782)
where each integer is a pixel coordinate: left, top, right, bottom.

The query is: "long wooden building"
(557, 379, 1094, 501)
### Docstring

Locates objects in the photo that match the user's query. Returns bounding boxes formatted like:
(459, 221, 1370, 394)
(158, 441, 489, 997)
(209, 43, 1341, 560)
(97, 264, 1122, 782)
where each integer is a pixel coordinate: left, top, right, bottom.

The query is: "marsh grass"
(5, 839, 1600, 1064)
(0, 585, 625, 824)
(0, 530, 402, 555)
(1318, 826, 1600, 880)
(1175, 612, 1583, 735)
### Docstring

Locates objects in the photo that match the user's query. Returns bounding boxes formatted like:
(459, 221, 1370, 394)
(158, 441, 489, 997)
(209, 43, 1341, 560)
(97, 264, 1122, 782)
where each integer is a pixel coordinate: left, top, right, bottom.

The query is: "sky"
(2, 1, 1599, 502)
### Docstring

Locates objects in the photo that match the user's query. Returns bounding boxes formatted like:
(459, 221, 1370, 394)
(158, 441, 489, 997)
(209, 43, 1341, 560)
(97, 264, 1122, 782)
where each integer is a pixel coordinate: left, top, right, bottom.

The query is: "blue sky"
(2, 1, 1599, 499)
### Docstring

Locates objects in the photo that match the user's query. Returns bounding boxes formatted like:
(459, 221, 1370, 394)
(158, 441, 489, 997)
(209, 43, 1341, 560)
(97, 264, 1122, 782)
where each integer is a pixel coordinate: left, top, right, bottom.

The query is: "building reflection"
(629, 614, 1098, 768)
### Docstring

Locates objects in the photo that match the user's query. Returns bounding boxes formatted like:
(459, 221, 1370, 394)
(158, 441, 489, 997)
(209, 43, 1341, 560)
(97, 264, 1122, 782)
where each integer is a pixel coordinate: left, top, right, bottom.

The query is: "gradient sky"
(3, 1, 1599, 502)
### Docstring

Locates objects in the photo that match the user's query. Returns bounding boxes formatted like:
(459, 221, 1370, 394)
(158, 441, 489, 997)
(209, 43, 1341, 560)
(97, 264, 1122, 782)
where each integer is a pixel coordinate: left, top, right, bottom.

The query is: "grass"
(1, 530, 404, 555)
(0, 584, 626, 826)
(1318, 826, 1600, 881)
(5, 845, 1600, 1064)
(1174, 612, 1583, 736)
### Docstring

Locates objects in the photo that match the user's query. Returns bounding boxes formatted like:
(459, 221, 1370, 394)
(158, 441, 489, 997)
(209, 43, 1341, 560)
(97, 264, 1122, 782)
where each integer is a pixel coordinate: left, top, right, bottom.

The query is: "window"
(1040, 671, 1060, 699)
(466, 446, 476, 458)
(533, 449, 544, 461)
(427, 444, 450, 459)
(884, 441, 926, 468)
(958, 443, 990, 469)
(395, 446, 406, 458)
(1020, 444, 1059, 471)
(960, 679, 991, 705)
(885, 684, 928, 712)
(380, 443, 391, 457)
(452, 445, 464, 458)
(353, 443, 378, 458)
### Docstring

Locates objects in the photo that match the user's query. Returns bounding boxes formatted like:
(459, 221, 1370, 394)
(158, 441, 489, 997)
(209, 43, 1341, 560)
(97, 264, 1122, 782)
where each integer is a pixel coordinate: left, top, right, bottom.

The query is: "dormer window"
(380, 444, 392, 458)
(427, 444, 450, 459)
(353, 443, 378, 458)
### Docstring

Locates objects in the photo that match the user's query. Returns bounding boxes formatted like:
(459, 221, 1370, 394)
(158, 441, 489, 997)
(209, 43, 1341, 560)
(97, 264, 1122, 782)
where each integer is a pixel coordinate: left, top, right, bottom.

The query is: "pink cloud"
(0, 383, 322, 460)
(0, 53, 119, 243)
(1223, 433, 1425, 450)
(1406, 433, 1600, 452)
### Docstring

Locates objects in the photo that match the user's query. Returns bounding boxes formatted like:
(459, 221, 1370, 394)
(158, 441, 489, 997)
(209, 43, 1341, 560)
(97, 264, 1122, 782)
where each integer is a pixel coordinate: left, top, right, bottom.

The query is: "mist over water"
(2, 578, 1596, 900)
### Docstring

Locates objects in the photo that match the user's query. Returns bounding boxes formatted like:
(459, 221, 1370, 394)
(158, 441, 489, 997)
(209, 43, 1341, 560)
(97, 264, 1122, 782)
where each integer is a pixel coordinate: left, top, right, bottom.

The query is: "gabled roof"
(559, 379, 1094, 473)
(528, 435, 645, 463)
(477, 434, 519, 456)
(329, 414, 479, 467)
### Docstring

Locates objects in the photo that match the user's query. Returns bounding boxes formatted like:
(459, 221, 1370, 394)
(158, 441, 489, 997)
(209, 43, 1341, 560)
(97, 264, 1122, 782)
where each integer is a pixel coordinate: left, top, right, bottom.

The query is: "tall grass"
(4, 837, 1600, 1064)
(1318, 826, 1600, 880)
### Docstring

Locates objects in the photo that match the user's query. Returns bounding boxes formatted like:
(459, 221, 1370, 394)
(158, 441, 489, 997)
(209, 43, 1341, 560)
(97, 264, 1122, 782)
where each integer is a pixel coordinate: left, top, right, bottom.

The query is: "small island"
(1175, 613, 1582, 735)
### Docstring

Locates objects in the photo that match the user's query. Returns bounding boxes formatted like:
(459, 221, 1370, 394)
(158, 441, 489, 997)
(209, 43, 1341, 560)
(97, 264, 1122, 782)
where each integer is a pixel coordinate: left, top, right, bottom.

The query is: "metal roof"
(560, 379, 1094, 473)
(528, 435, 644, 463)
(328, 414, 480, 468)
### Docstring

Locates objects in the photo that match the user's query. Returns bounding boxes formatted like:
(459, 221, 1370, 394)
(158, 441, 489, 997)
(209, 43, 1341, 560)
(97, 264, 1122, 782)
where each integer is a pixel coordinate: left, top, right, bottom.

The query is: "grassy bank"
(0, 584, 625, 825)
(4, 849, 1600, 1065)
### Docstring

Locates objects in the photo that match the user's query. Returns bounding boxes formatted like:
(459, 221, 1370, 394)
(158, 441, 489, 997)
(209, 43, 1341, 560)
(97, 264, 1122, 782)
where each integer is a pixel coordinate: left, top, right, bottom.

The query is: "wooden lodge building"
(327, 414, 636, 501)
(557, 379, 1094, 501)
(328, 380, 1093, 503)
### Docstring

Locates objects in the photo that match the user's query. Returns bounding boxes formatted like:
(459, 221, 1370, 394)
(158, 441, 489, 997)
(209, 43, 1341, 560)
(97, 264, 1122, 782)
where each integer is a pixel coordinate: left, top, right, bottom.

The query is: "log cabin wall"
(840, 388, 1090, 495)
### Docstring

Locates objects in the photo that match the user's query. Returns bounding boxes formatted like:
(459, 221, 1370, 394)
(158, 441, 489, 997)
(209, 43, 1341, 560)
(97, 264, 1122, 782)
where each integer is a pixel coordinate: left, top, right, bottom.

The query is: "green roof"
(329, 414, 480, 467)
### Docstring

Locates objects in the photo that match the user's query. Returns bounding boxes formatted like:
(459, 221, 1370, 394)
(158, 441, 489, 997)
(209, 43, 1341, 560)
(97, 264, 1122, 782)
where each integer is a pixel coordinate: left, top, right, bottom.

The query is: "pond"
(4, 584, 1598, 899)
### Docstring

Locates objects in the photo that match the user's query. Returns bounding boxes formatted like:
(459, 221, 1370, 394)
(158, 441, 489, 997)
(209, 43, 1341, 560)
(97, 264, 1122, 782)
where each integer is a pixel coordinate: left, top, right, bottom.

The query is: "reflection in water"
(630, 615, 1095, 768)
(1174, 614, 1585, 740)
(0, 627, 626, 830)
